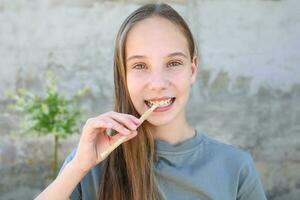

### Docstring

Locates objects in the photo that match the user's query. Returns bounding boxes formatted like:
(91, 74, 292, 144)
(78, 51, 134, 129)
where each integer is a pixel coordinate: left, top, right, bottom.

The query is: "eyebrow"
(126, 52, 188, 62)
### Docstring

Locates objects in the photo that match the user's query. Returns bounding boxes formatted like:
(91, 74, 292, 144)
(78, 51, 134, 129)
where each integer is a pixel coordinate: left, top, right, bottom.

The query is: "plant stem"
(53, 135, 59, 177)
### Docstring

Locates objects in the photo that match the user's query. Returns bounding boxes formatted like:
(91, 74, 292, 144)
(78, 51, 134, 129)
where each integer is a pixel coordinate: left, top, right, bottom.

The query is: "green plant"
(6, 70, 91, 176)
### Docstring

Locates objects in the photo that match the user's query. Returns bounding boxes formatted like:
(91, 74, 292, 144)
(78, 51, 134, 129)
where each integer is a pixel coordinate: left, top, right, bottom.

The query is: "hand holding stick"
(101, 104, 159, 159)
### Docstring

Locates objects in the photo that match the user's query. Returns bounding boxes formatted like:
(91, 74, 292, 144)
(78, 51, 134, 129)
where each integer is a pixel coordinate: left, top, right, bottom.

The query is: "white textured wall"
(0, 0, 299, 199)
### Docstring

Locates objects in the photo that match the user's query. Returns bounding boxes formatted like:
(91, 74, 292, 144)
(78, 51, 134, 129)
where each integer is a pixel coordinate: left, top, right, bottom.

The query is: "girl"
(35, 3, 267, 200)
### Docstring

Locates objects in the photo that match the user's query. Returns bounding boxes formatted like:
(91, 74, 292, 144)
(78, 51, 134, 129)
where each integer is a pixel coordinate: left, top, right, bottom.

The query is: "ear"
(190, 55, 198, 84)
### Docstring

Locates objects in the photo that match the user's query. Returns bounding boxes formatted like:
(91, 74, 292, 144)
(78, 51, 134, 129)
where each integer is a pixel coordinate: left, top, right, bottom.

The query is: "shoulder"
(60, 148, 77, 173)
(64, 148, 77, 163)
(61, 148, 107, 175)
(201, 135, 267, 199)
(60, 148, 107, 200)
(201, 134, 254, 169)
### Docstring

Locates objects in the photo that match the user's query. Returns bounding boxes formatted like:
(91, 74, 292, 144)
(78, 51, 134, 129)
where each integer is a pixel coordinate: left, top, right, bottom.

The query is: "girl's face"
(125, 16, 197, 127)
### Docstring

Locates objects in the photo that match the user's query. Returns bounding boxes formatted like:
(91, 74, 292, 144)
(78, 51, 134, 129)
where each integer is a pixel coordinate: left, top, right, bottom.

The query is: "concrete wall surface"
(0, 0, 299, 199)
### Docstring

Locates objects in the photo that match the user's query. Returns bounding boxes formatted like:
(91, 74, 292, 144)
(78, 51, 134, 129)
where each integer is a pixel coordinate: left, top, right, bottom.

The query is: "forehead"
(125, 16, 190, 58)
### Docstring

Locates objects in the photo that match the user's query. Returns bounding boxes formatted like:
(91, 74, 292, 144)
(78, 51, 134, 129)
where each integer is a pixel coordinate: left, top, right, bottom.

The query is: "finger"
(127, 114, 142, 125)
(106, 111, 142, 125)
(100, 130, 138, 159)
(110, 130, 137, 142)
(107, 113, 139, 131)
(123, 130, 138, 141)
(99, 135, 126, 160)
(84, 117, 113, 131)
(103, 117, 132, 135)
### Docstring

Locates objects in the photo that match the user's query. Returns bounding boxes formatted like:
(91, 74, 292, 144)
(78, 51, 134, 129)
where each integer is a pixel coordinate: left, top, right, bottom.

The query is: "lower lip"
(146, 99, 175, 112)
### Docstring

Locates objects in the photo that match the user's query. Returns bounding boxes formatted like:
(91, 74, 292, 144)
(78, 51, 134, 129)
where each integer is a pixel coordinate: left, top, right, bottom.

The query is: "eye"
(168, 61, 182, 68)
(133, 63, 147, 70)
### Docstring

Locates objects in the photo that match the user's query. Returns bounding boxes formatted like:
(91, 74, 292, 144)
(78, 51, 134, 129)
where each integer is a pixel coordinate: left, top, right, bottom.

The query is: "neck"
(149, 114, 195, 145)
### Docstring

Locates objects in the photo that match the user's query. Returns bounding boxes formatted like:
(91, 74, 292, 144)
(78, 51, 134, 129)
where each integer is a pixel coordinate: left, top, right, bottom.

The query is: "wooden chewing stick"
(100, 103, 159, 159)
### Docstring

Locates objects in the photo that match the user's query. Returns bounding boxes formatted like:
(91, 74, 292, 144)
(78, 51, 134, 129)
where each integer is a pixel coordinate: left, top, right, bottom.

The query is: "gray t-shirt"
(60, 131, 267, 200)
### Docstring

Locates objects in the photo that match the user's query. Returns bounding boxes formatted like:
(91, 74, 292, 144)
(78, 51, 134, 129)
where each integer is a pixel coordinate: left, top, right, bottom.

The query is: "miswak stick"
(100, 103, 159, 159)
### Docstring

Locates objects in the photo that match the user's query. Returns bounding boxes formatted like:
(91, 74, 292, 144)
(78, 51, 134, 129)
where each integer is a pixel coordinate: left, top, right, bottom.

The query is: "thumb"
(99, 131, 138, 161)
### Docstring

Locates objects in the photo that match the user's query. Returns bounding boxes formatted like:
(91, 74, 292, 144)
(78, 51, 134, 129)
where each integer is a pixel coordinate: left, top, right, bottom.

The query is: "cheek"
(171, 70, 191, 87)
(126, 74, 144, 101)
(172, 70, 192, 93)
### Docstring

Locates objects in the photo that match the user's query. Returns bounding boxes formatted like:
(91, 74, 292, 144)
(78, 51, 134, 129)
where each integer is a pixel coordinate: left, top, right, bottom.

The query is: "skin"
(35, 112, 140, 200)
(126, 16, 198, 144)
(34, 15, 198, 200)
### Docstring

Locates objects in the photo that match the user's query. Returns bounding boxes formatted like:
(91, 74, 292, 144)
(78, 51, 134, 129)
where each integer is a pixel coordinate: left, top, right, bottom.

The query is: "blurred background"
(0, 0, 299, 199)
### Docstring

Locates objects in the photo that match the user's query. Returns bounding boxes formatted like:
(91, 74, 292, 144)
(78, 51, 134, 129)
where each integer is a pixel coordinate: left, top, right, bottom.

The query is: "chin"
(146, 115, 175, 127)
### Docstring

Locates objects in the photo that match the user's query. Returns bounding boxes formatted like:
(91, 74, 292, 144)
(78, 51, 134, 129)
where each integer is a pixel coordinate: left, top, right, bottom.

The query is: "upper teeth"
(148, 98, 173, 107)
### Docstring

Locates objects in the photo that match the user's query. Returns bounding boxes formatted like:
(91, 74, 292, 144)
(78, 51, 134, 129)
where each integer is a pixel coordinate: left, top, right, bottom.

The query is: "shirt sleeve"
(237, 152, 267, 200)
(59, 148, 82, 200)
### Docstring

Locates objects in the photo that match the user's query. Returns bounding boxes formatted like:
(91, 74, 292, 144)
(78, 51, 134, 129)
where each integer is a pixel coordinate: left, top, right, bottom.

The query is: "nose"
(147, 70, 169, 91)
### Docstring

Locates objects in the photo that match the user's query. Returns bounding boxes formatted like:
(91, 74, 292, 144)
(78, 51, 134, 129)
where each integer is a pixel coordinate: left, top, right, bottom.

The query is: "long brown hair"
(99, 3, 196, 200)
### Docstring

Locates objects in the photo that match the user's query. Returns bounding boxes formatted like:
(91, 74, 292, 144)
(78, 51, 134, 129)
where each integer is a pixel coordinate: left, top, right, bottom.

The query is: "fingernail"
(132, 124, 138, 130)
(123, 128, 130, 134)
(135, 120, 142, 125)
(107, 122, 113, 128)
(134, 118, 141, 123)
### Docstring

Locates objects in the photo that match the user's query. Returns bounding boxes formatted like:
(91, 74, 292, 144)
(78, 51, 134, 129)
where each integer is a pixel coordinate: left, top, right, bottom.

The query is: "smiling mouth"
(144, 97, 176, 108)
